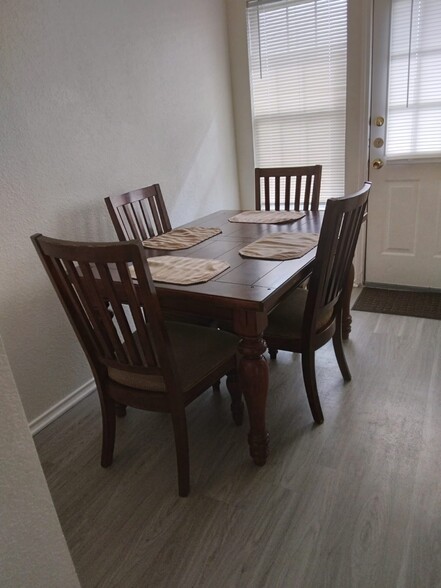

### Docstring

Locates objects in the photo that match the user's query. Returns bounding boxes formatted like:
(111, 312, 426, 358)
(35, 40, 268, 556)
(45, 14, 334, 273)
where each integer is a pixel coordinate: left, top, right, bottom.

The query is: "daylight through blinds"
(387, 0, 441, 159)
(247, 0, 347, 202)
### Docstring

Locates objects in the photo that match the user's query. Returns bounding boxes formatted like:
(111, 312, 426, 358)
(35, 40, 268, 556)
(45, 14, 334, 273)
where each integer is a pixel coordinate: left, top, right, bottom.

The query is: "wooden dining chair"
(105, 184, 172, 242)
(31, 235, 243, 497)
(263, 182, 371, 424)
(105, 182, 221, 334)
(255, 165, 322, 212)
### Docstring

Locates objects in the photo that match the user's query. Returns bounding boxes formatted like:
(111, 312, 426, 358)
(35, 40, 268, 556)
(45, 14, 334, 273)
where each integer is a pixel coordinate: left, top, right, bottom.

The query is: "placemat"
(239, 232, 319, 260)
(142, 227, 221, 250)
(228, 210, 305, 224)
(130, 256, 230, 285)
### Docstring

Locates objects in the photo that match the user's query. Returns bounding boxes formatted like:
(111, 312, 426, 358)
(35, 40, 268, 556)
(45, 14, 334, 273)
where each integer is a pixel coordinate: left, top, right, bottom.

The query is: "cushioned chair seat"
(108, 322, 239, 392)
(264, 289, 333, 341)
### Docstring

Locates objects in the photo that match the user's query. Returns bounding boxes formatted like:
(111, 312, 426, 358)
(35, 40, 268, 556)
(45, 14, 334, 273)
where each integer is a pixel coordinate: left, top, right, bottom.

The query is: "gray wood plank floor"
(34, 299, 441, 588)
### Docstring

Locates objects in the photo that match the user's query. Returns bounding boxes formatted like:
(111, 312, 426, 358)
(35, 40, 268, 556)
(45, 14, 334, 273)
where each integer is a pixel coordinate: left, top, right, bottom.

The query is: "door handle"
(372, 158, 384, 169)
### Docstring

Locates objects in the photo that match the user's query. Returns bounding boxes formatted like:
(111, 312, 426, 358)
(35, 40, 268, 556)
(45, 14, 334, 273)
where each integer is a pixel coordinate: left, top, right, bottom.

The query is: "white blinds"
(387, 0, 441, 159)
(246, 0, 347, 202)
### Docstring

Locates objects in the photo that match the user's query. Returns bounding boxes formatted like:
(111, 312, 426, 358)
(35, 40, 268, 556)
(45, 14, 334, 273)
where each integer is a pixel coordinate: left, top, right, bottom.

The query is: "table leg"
(342, 263, 354, 340)
(235, 310, 269, 466)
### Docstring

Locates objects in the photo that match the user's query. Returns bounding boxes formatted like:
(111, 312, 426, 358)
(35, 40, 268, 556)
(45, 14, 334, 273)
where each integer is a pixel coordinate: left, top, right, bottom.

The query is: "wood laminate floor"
(34, 299, 441, 587)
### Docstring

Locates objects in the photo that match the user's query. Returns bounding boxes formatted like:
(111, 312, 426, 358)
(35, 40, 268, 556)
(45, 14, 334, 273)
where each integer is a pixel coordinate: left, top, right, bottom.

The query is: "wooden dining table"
(142, 209, 353, 466)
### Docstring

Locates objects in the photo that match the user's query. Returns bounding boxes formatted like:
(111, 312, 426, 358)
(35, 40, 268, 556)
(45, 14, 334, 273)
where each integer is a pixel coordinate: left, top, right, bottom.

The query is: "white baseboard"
(30, 378, 96, 436)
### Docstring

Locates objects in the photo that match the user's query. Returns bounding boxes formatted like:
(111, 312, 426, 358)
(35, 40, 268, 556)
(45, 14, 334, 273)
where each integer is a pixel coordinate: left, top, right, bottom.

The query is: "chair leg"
(301, 349, 324, 424)
(100, 394, 116, 468)
(115, 402, 127, 417)
(268, 347, 278, 360)
(333, 308, 351, 381)
(226, 371, 244, 426)
(212, 379, 221, 392)
(341, 263, 354, 340)
(171, 410, 190, 497)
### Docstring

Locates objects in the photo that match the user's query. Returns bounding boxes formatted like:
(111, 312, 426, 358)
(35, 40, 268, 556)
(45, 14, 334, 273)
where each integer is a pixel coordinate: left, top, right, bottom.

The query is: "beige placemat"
(228, 210, 305, 224)
(239, 232, 319, 260)
(130, 256, 230, 285)
(142, 227, 221, 250)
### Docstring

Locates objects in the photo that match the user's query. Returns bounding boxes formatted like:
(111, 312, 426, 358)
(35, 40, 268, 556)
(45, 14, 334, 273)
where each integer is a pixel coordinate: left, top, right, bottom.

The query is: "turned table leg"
(234, 310, 269, 466)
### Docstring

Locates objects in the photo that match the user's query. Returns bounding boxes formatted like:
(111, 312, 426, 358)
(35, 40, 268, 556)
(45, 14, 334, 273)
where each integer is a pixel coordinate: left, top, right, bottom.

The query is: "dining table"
(140, 209, 354, 466)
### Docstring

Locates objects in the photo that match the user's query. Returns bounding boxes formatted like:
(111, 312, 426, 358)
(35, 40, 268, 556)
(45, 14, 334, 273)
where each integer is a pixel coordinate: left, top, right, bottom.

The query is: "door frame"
(345, 0, 373, 285)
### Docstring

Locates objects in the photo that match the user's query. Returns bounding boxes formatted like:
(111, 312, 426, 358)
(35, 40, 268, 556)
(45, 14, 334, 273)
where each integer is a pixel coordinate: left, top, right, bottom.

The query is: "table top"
(144, 209, 323, 314)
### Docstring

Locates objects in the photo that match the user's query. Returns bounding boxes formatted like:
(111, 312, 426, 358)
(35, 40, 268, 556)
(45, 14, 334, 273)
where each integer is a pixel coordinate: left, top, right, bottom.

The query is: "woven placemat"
(239, 232, 318, 260)
(130, 256, 229, 285)
(352, 287, 441, 320)
(142, 227, 221, 250)
(228, 210, 305, 224)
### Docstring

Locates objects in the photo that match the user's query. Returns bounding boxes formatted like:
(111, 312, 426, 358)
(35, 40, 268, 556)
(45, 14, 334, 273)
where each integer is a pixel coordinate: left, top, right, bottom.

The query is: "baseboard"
(30, 378, 96, 436)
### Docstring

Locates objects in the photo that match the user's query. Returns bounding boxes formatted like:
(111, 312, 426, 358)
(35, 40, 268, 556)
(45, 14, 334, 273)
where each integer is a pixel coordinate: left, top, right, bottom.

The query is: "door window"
(387, 0, 441, 160)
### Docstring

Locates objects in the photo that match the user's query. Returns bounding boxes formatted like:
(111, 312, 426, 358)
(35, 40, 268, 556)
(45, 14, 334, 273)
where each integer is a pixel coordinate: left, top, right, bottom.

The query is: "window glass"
(247, 0, 347, 201)
(387, 0, 441, 159)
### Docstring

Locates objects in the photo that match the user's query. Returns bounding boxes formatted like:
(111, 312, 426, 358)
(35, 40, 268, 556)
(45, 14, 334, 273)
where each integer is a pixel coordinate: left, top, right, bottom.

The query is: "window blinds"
(387, 0, 441, 159)
(247, 0, 347, 202)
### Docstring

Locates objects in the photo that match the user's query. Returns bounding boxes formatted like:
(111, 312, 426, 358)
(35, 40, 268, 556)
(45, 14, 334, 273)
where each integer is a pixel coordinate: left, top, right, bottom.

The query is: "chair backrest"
(305, 182, 371, 334)
(31, 235, 180, 394)
(255, 165, 322, 211)
(105, 184, 172, 242)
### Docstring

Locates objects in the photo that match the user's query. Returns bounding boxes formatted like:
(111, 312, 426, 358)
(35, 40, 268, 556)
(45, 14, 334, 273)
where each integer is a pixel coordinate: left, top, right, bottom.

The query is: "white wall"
(0, 0, 240, 422)
(0, 336, 80, 588)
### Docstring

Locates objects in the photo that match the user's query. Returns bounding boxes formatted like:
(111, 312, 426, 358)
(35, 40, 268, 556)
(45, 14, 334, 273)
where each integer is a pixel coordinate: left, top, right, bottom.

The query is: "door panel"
(367, 164, 441, 286)
(384, 181, 418, 255)
(366, 0, 441, 289)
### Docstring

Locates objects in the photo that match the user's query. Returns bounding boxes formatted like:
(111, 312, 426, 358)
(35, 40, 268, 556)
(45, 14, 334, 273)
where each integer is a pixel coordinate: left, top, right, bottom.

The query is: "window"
(247, 0, 347, 202)
(387, 0, 441, 159)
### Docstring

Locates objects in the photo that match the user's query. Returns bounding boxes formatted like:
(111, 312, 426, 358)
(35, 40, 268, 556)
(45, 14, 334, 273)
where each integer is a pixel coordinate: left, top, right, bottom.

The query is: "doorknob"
(372, 158, 384, 169)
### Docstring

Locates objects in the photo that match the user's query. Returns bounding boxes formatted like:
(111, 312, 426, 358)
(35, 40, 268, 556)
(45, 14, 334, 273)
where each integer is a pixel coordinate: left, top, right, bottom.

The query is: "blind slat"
(386, 0, 441, 159)
(247, 0, 348, 202)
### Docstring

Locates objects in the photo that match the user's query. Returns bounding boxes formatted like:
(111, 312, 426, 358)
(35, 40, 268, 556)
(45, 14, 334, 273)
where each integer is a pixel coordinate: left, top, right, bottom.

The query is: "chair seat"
(264, 288, 333, 342)
(108, 322, 239, 392)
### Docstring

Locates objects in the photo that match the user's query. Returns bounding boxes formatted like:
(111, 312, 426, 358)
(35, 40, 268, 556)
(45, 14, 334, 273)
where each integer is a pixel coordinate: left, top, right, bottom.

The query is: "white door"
(366, 0, 441, 289)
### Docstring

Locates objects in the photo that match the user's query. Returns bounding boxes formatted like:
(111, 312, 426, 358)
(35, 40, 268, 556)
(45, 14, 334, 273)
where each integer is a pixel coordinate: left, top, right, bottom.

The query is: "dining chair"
(263, 182, 371, 424)
(255, 165, 322, 212)
(105, 182, 220, 337)
(105, 184, 172, 242)
(31, 235, 243, 497)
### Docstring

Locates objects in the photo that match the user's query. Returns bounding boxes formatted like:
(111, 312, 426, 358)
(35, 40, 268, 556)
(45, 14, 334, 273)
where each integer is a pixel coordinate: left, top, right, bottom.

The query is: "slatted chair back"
(255, 165, 322, 212)
(305, 182, 371, 336)
(263, 182, 370, 426)
(105, 184, 172, 242)
(31, 236, 179, 394)
(32, 234, 242, 496)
